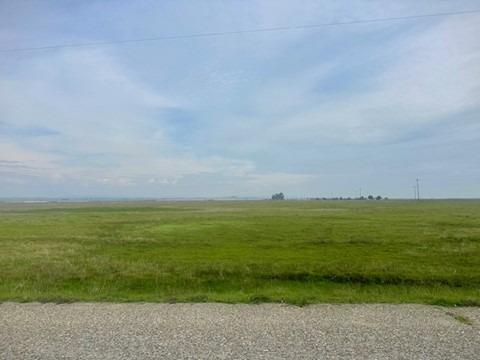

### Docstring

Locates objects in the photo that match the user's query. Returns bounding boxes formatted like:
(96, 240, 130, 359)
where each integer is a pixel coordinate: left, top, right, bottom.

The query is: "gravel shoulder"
(1, 303, 479, 359)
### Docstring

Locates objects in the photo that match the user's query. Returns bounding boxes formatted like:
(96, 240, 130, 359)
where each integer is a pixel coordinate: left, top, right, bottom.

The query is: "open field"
(0, 200, 479, 305)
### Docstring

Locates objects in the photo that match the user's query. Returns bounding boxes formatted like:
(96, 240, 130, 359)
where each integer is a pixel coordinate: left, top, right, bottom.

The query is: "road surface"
(1, 303, 479, 359)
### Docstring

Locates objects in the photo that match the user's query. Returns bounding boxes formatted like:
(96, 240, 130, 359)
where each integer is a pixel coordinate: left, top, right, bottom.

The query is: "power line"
(1, 9, 480, 53)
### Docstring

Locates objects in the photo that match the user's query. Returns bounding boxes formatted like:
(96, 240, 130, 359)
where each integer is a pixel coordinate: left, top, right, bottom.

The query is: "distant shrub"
(271, 192, 285, 200)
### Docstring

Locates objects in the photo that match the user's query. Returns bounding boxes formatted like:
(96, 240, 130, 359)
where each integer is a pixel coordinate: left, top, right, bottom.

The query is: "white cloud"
(1, 1, 479, 197)
(1, 48, 306, 193)
(241, 15, 480, 146)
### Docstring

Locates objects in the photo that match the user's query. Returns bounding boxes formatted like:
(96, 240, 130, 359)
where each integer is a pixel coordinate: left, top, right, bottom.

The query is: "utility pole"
(413, 186, 417, 200)
(416, 178, 420, 200)
(359, 188, 362, 198)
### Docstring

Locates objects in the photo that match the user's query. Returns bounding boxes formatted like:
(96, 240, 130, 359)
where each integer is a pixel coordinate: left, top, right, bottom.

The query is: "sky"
(1, 0, 479, 199)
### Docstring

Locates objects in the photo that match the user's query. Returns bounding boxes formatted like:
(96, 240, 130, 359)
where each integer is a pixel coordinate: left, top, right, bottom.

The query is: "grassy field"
(0, 200, 479, 305)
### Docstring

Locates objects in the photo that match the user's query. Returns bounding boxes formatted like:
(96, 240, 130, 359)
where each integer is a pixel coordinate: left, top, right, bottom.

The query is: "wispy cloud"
(1, 1, 479, 198)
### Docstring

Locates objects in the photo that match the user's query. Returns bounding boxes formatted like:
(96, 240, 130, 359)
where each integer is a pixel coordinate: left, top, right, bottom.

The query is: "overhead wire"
(1, 9, 479, 53)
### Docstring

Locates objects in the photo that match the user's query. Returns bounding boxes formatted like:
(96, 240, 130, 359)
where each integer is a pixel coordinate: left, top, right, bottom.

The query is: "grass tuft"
(446, 312, 474, 325)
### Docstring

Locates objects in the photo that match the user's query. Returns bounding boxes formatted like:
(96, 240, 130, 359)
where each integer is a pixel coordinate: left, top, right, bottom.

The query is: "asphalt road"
(1, 303, 479, 359)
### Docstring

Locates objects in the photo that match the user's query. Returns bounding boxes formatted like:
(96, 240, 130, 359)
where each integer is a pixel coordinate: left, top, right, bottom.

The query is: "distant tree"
(271, 192, 285, 200)
(368, 195, 374, 200)
(375, 195, 382, 200)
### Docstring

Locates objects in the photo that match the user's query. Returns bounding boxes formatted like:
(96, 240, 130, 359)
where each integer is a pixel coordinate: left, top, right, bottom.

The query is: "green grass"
(449, 313, 474, 325)
(0, 200, 479, 305)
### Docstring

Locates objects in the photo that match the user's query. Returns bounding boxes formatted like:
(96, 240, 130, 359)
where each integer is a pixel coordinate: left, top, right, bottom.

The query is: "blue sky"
(1, 0, 479, 198)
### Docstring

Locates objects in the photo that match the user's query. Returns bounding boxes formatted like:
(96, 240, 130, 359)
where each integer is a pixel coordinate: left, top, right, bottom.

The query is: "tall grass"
(0, 200, 479, 305)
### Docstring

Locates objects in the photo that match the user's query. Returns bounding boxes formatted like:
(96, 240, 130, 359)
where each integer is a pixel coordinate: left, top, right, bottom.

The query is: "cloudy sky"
(1, 0, 479, 199)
